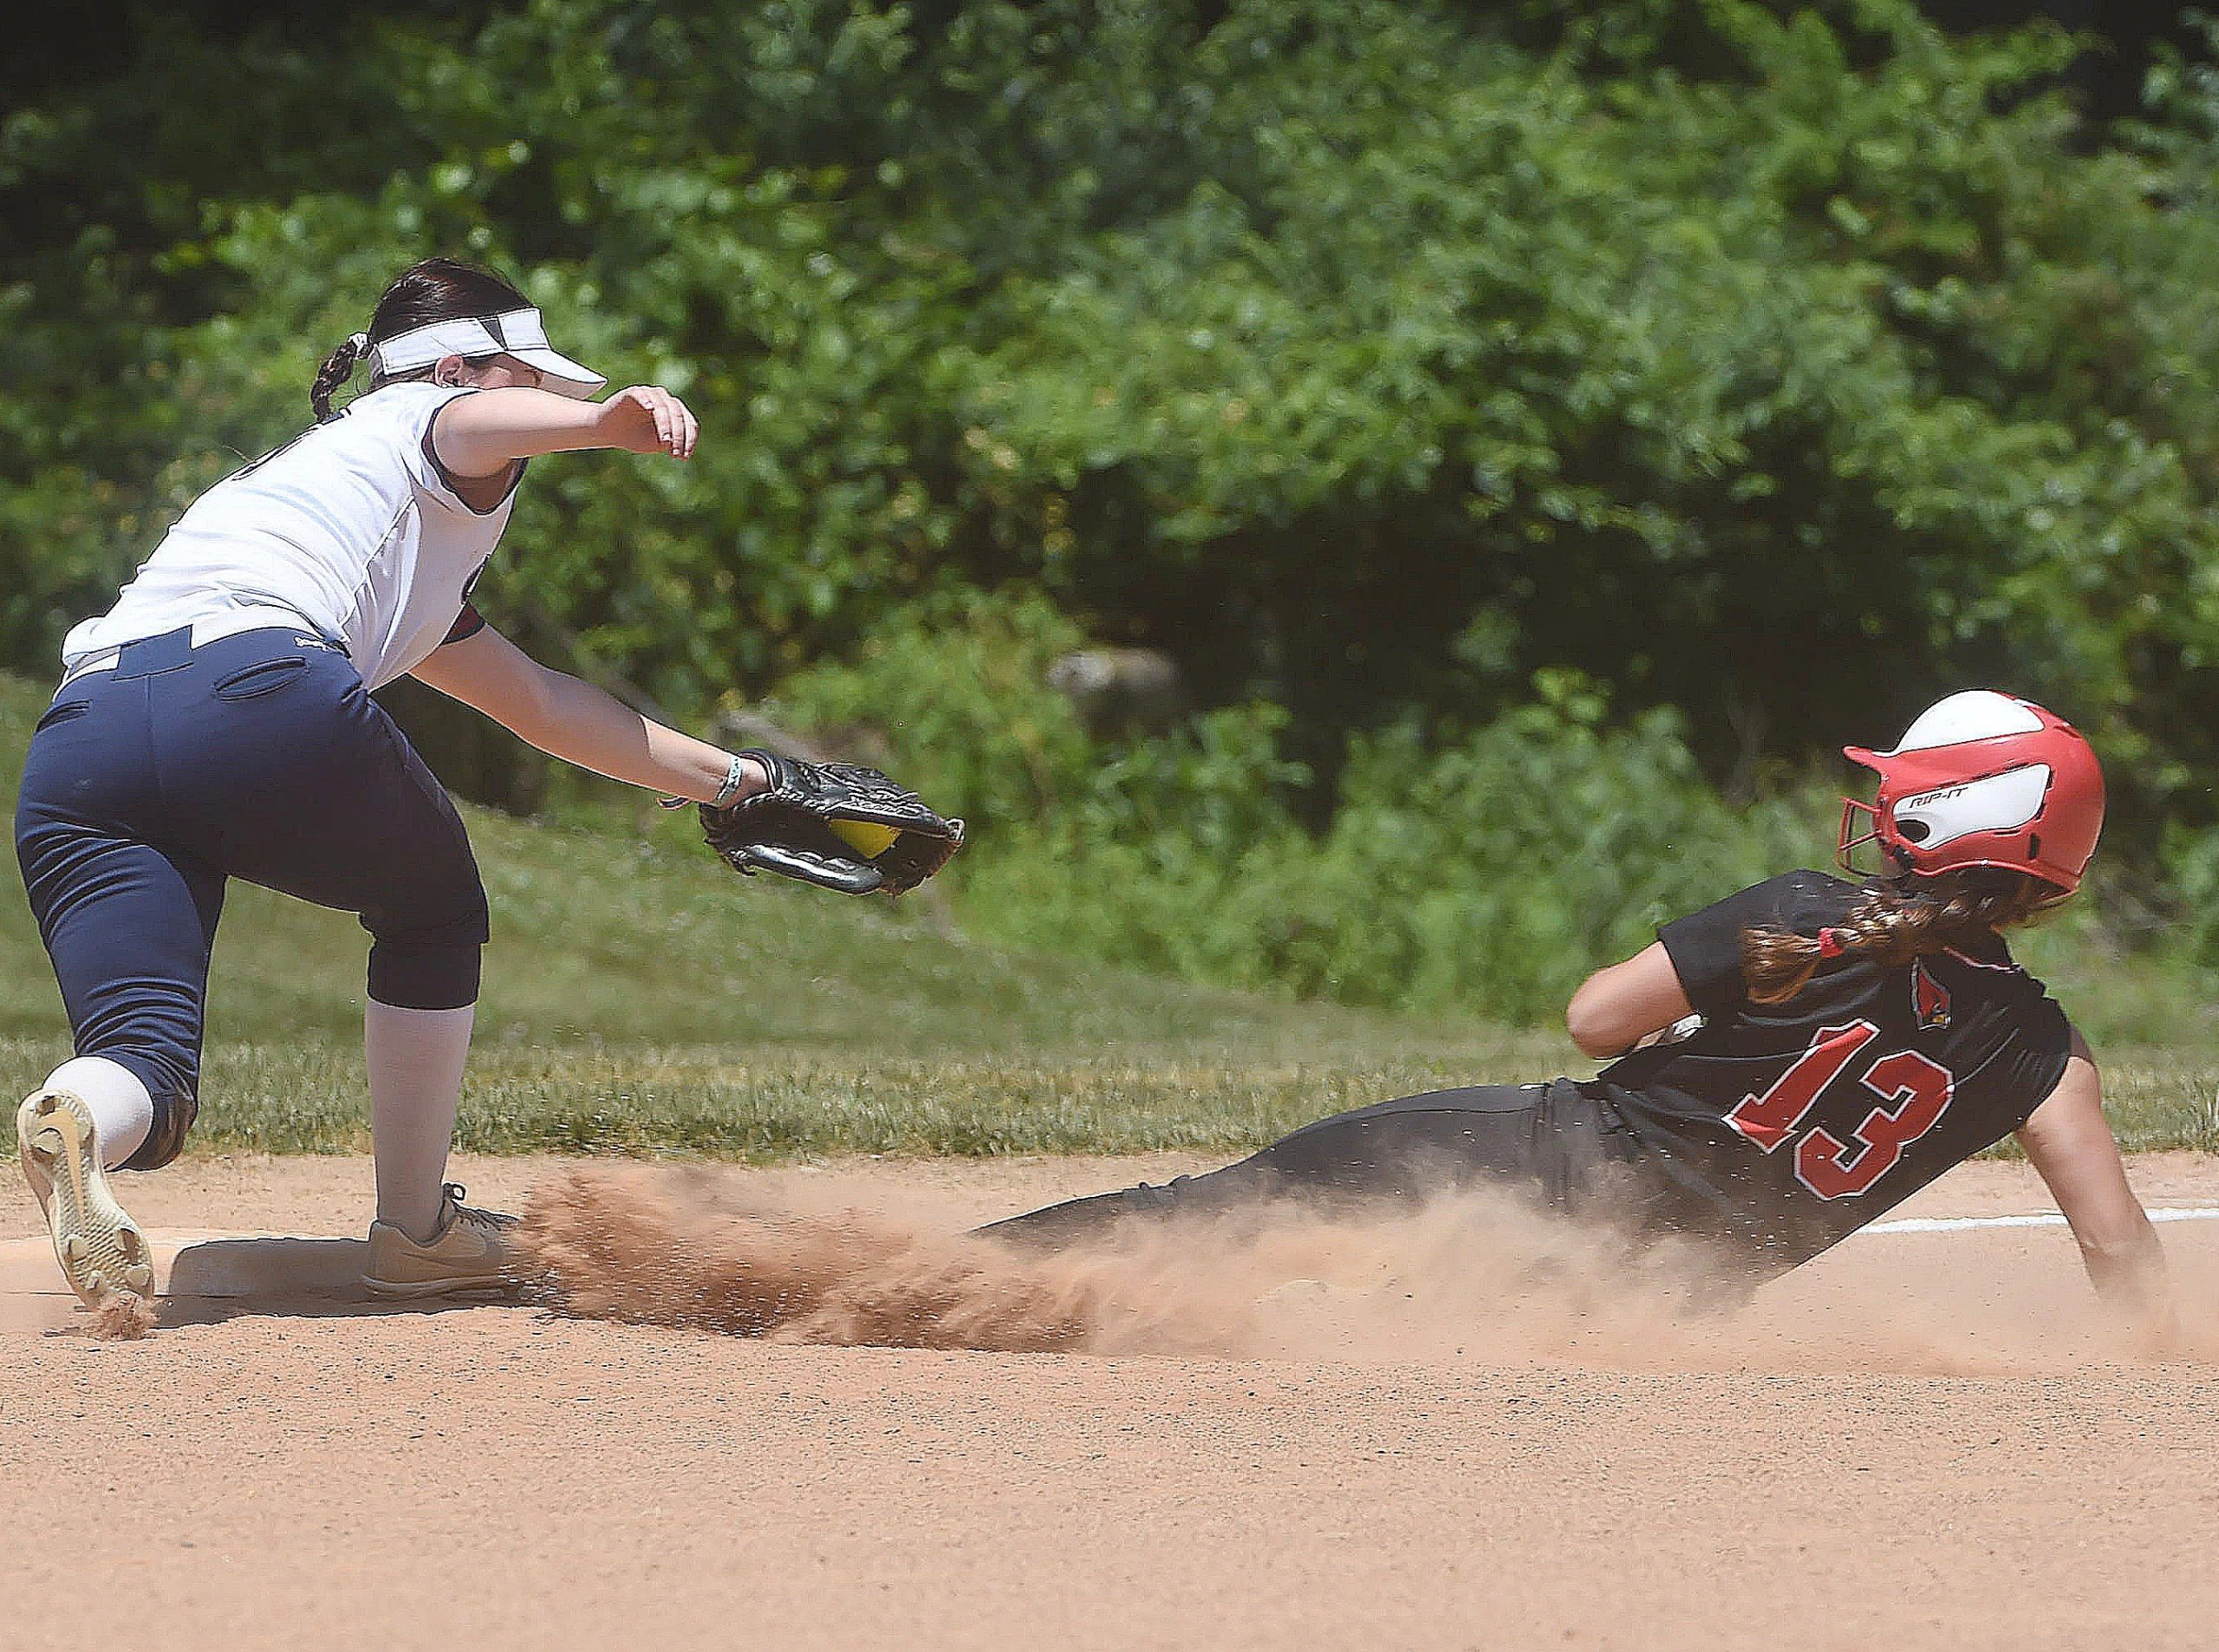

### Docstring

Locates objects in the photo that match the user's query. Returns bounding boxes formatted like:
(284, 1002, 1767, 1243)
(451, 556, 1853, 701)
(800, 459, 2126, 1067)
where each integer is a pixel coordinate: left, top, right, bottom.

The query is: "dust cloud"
(86, 1290, 156, 1341)
(517, 1164, 2214, 1374)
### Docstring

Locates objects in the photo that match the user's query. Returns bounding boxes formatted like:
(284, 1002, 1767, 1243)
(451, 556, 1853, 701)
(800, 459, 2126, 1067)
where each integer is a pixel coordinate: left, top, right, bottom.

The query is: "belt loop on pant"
(56, 610, 333, 695)
(112, 627, 197, 682)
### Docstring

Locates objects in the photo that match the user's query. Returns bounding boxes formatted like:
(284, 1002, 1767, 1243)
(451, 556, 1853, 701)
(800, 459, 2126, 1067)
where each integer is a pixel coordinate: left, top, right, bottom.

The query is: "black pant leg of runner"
(979, 1084, 1577, 1248)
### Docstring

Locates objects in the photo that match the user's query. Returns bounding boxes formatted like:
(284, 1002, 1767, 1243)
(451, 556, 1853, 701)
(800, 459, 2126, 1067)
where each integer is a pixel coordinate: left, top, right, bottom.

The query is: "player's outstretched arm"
(2016, 1028, 2171, 1336)
(432, 383, 700, 477)
(411, 621, 763, 804)
(1565, 941, 1695, 1058)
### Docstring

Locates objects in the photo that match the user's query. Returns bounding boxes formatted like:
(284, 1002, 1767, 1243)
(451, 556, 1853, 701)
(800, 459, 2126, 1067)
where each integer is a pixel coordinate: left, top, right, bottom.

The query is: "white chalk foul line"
(1860, 1206, 2219, 1237)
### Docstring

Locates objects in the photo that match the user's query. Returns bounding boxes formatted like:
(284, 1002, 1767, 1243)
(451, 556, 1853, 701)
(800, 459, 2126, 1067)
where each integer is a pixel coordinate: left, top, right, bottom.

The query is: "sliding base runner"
(981, 693, 2173, 1337)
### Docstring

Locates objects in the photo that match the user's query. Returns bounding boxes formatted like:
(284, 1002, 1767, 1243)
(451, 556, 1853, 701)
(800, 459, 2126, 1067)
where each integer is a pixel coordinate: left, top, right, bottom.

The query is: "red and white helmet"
(1839, 691, 2105, 896)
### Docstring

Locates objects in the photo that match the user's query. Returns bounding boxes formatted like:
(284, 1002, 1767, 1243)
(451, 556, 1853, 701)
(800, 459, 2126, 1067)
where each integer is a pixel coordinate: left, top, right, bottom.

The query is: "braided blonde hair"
(1741, 870, 2059, 1006)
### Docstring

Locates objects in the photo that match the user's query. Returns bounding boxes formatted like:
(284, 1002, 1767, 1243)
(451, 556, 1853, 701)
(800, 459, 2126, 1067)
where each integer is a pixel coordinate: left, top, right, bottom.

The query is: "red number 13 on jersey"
(1723, 1021, 1955, 1200)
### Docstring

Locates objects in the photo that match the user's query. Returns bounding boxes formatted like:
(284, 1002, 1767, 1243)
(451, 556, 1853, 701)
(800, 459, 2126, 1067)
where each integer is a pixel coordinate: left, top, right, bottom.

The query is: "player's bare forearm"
(504, 671, 755, 802)
(432, 384, 699, 476)
(410, 624, 761, 803)
(2077, 1221, 2171, 1330)
(2017, 1030, 2176, 1337)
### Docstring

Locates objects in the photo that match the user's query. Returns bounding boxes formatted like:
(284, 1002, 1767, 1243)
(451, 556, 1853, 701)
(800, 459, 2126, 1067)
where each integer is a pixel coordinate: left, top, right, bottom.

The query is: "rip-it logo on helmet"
(1838, 689, 2105, 897)
(368, 307, 606, 400)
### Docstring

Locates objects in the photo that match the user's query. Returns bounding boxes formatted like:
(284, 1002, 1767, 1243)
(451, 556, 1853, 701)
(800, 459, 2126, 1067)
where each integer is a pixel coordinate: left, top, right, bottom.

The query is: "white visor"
(368, 307, 605, 400)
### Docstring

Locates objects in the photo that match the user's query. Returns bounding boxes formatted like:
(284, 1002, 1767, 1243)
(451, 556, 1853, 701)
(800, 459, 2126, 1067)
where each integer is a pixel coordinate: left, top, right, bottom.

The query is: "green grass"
(0, 673, 2211, 1160)
(0, 673, 1558, 1158)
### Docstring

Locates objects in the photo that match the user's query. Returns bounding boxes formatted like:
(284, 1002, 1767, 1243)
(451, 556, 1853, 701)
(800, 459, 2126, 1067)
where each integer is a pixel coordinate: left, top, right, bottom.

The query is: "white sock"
(366, 999, 475, 1245)
(43, 1057, 154, 1170)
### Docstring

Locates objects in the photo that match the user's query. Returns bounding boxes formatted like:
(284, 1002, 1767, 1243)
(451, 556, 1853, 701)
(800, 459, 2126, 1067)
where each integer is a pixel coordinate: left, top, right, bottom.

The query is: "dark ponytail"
(307, 256, 529, 422)
(1742, 869, 2059, 1005)
(309, 334, 369, 422)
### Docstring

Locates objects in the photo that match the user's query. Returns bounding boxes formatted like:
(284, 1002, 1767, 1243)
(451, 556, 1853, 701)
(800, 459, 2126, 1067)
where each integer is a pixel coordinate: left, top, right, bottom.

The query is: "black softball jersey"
(1581, 870, 2075, 1274)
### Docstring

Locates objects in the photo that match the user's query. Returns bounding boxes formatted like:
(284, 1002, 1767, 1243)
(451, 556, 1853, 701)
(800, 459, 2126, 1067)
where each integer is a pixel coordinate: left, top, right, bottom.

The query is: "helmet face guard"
(1836, 796, 1894, 879)
(1837, 691, 2104, 898)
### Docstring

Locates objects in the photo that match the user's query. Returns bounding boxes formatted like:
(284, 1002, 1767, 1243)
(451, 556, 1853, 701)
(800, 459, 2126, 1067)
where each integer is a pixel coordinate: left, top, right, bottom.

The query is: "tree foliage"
(9, 0, 2219, 1005)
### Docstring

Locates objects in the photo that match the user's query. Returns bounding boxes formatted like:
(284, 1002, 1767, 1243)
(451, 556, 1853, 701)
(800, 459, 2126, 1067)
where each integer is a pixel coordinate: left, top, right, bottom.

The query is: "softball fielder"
(14, 257, 801, 1317)
(989, 693, 2171, 1324)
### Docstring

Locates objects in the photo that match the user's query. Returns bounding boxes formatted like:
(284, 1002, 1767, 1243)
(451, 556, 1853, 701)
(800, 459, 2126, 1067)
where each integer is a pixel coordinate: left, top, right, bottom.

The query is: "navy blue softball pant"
(13, 626, 489, 1169)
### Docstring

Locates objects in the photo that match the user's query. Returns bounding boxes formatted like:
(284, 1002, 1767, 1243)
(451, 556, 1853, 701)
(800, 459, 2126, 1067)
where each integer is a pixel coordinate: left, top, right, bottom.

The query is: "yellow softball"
(830, 818, 900, 859)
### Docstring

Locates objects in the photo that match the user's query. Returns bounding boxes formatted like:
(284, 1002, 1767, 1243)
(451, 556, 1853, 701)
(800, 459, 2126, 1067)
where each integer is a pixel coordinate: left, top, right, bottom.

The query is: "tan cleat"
(16, 1089, 156, 1318)
(362, 1183, 520, 1300)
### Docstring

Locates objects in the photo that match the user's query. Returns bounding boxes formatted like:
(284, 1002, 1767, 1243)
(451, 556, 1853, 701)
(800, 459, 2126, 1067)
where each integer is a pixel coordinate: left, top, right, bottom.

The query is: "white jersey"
(63, 383, 517, 691)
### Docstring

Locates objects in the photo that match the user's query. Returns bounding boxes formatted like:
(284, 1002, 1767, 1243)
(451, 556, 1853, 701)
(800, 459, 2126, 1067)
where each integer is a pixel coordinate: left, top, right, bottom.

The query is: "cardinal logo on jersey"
(1910, 963, 1952, 1031)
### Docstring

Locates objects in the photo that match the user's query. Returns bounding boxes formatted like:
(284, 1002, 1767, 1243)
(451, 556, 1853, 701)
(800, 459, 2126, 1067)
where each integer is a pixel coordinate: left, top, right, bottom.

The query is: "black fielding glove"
(700, 749, 966, 895)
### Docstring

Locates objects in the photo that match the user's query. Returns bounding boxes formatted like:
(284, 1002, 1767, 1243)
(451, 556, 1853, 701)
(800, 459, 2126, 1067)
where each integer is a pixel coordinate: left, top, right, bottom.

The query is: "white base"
(0, 1233, 368, 1331)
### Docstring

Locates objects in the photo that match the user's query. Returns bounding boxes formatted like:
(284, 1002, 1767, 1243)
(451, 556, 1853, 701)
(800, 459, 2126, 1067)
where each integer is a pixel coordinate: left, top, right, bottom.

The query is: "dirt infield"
(3, 1152, 2216, 1652)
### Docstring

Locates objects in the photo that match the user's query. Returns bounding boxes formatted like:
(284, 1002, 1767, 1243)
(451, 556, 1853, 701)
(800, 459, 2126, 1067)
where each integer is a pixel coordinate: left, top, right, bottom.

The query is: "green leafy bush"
(772, 599, 1825, 1020)
(761, 589, 1093, 832)
(10, 0, 2219, 1014)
